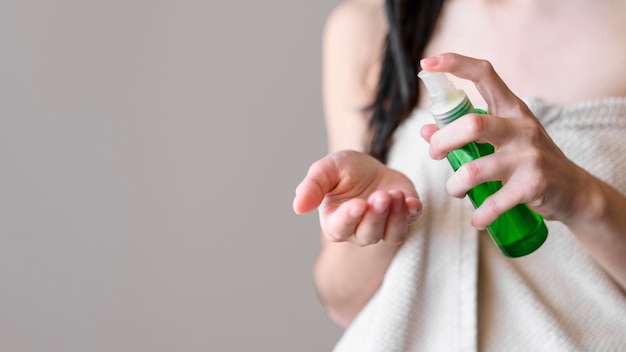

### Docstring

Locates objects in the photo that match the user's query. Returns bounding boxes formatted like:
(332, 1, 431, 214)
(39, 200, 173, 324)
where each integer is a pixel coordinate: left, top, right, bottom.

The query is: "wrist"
(564, 169, 610, 229)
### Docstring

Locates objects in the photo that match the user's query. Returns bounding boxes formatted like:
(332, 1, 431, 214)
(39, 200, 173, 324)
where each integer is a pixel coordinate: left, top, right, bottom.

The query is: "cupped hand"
(419, 53, 592, 229)
(293, 150, 422, 246)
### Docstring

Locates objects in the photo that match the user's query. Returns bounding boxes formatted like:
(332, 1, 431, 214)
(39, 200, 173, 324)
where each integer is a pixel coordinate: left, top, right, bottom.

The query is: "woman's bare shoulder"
(326, 0, 385, 24)
(323, 0, 387, 100)
(322, 1, 388, 151)
(323, 0, 387, 57)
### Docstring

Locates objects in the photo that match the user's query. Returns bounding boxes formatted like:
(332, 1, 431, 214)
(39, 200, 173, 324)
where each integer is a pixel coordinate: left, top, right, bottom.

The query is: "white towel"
(333, 96, 626, 352)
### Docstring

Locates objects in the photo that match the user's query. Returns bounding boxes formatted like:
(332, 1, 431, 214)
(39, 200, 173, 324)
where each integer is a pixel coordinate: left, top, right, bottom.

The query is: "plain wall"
(0, 0, 343, 351)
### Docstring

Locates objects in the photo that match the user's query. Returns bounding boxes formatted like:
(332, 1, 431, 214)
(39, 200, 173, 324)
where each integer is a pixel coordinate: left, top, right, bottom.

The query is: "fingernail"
(373, 198, 388, 213)
(408, 205, 422, 221)
(470, 219, 487, 230)
(420, 55, 441, 67)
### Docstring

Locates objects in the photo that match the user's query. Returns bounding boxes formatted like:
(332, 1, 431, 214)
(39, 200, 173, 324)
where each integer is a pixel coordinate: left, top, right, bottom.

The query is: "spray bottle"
(418, 70, 548, 257)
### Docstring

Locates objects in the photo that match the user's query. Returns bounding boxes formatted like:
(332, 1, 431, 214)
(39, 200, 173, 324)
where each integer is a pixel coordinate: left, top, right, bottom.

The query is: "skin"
(293, 0, 626, 328)
(293, 0, 408, 328)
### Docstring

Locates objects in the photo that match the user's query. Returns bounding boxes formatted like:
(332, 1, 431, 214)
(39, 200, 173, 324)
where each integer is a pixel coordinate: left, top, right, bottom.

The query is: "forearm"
(314, 237, 399, 328)
(565, 175, 626, 291)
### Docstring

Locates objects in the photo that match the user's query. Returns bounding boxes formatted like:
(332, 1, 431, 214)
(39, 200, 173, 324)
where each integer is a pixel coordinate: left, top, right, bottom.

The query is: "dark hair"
(368, 0, 445, 163)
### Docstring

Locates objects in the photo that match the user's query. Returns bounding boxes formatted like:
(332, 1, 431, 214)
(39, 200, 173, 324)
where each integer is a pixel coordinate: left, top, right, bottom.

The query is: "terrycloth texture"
(333, 97, 626, 352)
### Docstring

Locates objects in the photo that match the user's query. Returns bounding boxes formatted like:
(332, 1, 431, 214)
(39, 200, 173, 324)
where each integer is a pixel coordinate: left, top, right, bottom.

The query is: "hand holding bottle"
(293, 150, 422, 246)
(419, 53, 594, 232)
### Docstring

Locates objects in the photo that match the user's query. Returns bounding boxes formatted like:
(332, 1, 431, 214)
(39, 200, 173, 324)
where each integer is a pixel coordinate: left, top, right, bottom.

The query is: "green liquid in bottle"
(418, 70, 548, 257)
(447, 142, 548, 257)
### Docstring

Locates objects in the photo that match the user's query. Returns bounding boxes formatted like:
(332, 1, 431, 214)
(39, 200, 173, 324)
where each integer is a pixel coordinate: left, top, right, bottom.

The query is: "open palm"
(294, 150, 421, 246)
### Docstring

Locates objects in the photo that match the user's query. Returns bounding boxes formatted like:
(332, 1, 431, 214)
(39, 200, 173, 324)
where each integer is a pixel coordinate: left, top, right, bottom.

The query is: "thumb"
(293, 156, 339, 214)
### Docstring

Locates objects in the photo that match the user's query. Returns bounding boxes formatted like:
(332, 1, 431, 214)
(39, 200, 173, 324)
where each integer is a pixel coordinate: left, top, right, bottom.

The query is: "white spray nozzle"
(418, 70, 469, 123)
(418, 70, 463, 105)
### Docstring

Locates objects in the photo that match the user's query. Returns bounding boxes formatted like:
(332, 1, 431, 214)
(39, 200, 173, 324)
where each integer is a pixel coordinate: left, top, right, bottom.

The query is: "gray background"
(0, 0, 343, 351)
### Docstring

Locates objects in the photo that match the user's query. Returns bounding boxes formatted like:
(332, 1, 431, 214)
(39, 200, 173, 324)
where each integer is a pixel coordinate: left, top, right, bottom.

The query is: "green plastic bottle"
(418, 70, 548, 257)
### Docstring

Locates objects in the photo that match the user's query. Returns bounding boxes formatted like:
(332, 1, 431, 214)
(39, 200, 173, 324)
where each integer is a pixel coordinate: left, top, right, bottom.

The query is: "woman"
(294, 0, 626, 350)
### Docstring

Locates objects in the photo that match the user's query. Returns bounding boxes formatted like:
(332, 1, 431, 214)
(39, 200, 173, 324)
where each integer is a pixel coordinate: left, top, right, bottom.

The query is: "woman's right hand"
(293, 150, 422, 246)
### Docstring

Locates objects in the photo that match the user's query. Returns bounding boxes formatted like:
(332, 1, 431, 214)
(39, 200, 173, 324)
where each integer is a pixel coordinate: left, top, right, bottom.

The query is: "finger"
(353, 191, 392, 246)
(428, 113, 517, 159)
(293, 156, 339, 214)
(322, 198, 367, 241)
(420, 53, 529, 116)
(471, 181, 527, 230)
(420, 123, 439, 143)
(406, 196, 422, 224)
(446, 153, 512, 198)
(382, 190, 409, 246)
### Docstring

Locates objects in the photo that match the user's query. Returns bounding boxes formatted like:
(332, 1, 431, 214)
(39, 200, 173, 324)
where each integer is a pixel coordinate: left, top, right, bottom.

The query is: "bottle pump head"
(418, 70, 472, 126)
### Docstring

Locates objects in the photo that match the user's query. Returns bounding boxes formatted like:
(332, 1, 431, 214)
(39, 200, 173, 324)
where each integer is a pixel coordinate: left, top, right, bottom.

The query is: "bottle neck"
(432, 95, 475, 127)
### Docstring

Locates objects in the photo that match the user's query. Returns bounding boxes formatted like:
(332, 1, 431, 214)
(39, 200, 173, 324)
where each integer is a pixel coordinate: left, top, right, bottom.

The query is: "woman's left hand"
(419, 52, 595, 230)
